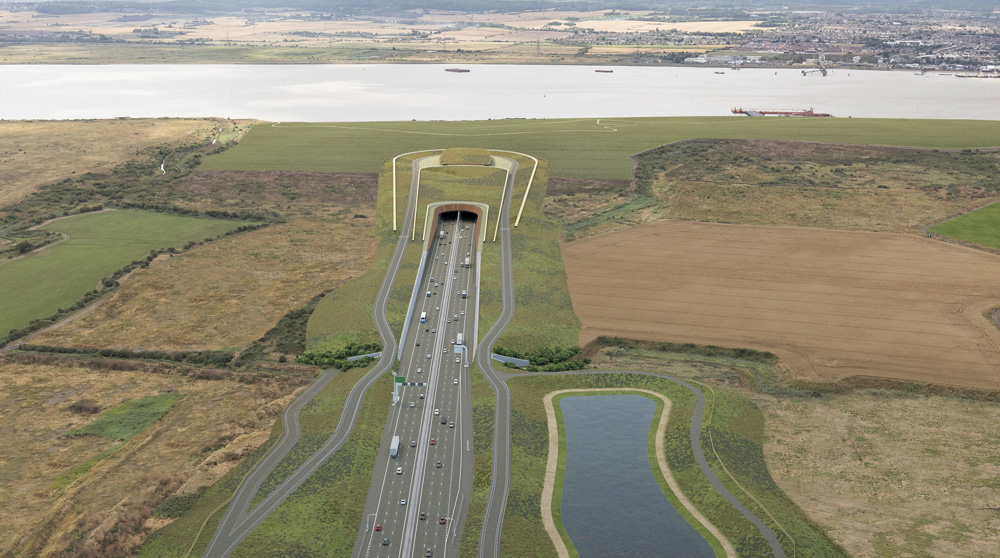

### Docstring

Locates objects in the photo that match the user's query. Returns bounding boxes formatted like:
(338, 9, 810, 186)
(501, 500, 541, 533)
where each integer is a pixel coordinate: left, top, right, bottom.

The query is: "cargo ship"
(732, 107, 833, 117)
(445, 68, 470, 73)
(595, 69, 614, 73)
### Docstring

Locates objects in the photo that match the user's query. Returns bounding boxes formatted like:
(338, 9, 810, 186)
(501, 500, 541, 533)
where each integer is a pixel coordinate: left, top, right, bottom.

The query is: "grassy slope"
(0, 210, 246, 336)
(930, 201, 1000, 249)
(200, 118, 1000, 180)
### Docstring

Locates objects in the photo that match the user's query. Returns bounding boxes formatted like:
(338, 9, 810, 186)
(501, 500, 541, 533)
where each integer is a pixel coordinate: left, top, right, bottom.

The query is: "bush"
(68, 400, 102, 414)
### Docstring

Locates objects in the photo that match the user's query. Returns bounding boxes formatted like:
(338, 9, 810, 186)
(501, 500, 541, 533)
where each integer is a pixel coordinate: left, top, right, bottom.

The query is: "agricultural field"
(547, 139, 1000, 240)
(199, 118, 1000, 181)
(562, 220, 1000, 391)
(0, 358, 305, 556)
(763, 390, 1000, 557)
(29, 170, 378, 352)
(0, 209, 249, 338)
(0, 118, 219, 207)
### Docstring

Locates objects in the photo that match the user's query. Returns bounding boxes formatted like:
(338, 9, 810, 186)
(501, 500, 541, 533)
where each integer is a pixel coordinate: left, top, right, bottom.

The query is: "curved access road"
(202, 156, 429, 558)
(473, 160, 517, 558)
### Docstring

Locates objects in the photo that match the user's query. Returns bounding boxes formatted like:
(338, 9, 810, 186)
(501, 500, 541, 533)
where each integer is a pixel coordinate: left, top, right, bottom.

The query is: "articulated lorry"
(456, 333, 463, 346)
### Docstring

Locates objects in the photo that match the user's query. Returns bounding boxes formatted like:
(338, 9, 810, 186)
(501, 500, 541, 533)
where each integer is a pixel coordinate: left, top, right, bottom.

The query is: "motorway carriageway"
(356, 212, 478, 558)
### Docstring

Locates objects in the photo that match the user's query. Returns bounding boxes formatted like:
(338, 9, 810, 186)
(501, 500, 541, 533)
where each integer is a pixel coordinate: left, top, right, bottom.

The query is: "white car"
(401, 499, 407, 506)
(455, 357, 460, 363)
(453, 378, 459, 385)
(426, 354, 431, 359)
(410, 401, 415, 408)
(434, 409, 440, 415)
(443, 348, 448, 354)
(396, 467, 403, 475)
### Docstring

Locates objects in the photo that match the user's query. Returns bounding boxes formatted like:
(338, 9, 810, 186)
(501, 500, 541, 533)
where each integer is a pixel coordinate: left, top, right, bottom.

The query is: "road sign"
(395, 376, 406, 383)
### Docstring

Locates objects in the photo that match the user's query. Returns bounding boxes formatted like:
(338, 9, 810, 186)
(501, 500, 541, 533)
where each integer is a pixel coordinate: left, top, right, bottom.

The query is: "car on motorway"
(454, 314, 458, 320)
(410, 401, 415, 407)
(426, 354, 431, 359)
(441, 416, 447, 424)
(425, 328, 429, 332)
(420, 512, 426, 520)
(396, 467, 403, 474)
(375, 524, 381, 531)
(426, 548, 433, 557)
(449, 421, 455, 428)
(439, 517, 446, 524)
(434, 409, 439, 415)
(400, 499, 406, 505)
(420, 393, 425, 399)
(411, 440, 417, 447)
(436, 306, 440, 311)
(430, 438, 436, 445)
(447, 319, 451, 323)
(461, 311, 465, 315)
(416, 342, 420, 346)
(443, 348, 448, 353)
(436, 460, 442, 468)
(451, 339, 455, 344)
(431, 329, 436, 333)
(453, 378, 458, 385)
(383, 537, 389, 546)
(455, 357, 460, 363)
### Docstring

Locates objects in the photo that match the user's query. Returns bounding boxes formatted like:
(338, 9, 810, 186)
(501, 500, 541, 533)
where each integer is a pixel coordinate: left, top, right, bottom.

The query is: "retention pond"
(559, 394, 714, 557)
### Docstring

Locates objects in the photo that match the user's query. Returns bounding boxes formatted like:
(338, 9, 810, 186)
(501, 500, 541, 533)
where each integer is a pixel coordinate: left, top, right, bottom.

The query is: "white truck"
(464, 257, 470, 268)
(456, 333, 463, 346)
(390, 435, 400, 458)
(439, 231, 444, 239)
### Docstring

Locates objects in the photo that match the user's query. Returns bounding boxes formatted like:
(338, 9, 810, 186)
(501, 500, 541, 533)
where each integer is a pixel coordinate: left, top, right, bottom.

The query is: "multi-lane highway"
(355, 212, 479, 558)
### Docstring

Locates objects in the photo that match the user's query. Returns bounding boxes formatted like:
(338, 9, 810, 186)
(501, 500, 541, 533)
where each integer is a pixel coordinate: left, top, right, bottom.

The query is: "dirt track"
(562, 221, 1000, 390)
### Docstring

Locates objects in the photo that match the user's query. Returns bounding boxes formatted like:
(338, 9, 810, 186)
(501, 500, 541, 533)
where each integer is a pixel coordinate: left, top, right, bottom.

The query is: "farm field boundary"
(563, 220, 1000, 391)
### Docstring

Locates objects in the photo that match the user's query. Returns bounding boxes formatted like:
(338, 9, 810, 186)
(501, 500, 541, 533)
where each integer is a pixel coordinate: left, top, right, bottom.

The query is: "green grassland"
(200, 118, 1000, 180)
(459, 367, 496, 555)
(440, 147, 493, 166)
(0, 209, 248, 337)
(929, 201, 1000, 249)
(67, 392, 187, 441)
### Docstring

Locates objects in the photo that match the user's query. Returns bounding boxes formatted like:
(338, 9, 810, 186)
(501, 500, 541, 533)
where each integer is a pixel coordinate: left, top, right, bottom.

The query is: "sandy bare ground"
(562, 220, 1000, 390)
(542, 388, 736, 558)
(579, 20, 761, 33)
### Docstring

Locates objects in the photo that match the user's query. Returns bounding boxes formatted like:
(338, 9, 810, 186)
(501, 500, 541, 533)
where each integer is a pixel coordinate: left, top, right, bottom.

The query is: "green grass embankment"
(459, 366, 496, 555)
(0, 210, 248, 337)
(201, 118, 1000, 180)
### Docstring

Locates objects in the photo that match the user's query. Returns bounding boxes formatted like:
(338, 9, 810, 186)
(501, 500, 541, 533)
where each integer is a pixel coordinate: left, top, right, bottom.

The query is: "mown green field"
(0, 210, 247, 337)
(929, 201, 1000, 249)
(201, 118, 1000, 180)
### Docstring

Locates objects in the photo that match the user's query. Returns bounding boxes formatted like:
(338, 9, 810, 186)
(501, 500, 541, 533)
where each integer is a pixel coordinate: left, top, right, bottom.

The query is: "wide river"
(2, 63, 998, 121)
(559, 394, 714, 557)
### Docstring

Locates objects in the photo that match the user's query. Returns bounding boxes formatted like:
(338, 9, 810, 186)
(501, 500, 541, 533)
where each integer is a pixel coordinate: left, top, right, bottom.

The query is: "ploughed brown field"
(563, 220, 1000, 390)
